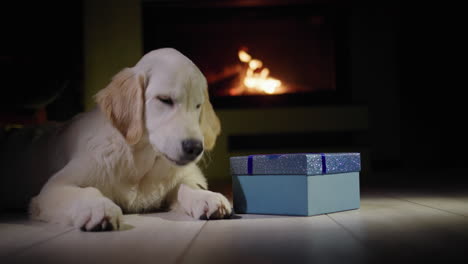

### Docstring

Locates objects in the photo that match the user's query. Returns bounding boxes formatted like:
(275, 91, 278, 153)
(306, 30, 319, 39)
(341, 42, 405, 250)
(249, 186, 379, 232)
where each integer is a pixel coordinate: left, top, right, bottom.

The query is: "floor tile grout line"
(325, 213, 370, 250)
(174, 221, 209, 264)
(4, 227, 76, 258)
(391, 197, 468, 218)
(377, 192, 468, 218)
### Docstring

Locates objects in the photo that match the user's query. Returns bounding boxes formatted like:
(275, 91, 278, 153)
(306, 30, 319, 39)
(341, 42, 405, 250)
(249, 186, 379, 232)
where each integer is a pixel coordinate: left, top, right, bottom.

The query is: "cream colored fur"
(28, 48, 230, 231)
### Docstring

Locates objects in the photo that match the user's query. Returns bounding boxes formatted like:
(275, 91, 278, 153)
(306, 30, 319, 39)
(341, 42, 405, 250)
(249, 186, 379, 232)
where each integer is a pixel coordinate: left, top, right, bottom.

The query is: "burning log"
(205, 64, 243, 85)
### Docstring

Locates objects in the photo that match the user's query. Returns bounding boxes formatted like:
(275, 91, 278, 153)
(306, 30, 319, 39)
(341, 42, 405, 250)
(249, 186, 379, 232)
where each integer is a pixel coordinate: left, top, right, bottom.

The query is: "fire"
(237, 49, 283, 95)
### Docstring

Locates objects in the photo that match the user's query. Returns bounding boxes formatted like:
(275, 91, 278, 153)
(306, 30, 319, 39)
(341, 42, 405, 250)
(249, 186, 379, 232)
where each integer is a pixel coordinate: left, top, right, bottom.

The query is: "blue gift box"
(231, 153, 361, 216)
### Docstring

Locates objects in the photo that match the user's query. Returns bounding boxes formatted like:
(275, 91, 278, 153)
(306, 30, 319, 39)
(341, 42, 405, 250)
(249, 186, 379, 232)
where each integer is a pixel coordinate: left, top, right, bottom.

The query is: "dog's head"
(95, 48, 221, 166)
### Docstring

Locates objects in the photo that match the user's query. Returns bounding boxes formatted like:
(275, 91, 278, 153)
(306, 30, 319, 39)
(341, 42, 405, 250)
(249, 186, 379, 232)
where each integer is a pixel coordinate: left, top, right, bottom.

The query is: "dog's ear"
(200, 87, 221, 151)
(95, 68, 145, 145)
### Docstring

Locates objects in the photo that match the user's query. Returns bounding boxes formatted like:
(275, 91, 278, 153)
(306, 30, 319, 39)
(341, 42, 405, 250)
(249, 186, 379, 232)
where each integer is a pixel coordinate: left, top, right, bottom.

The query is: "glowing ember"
(237, 49, 283, 95)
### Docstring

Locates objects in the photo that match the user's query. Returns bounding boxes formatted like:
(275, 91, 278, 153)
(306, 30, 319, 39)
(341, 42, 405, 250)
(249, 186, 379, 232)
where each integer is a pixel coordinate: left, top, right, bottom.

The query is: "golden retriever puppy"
(28, 48, 231, 231)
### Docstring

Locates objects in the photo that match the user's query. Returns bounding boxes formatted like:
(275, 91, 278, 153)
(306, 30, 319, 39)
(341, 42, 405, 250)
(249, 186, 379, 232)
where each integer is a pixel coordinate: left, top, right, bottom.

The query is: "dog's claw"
(83, 218, 115, 232)
(199, 214, 208, 220)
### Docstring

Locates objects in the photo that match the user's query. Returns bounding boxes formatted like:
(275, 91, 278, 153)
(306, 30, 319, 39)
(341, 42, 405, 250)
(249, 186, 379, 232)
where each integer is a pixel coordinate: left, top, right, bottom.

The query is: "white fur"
(28, 48, 231, 231)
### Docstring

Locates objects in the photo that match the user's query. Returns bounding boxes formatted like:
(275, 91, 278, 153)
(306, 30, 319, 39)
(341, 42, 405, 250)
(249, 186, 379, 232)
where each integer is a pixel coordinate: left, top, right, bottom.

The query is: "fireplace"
(143, 1, 350, 108)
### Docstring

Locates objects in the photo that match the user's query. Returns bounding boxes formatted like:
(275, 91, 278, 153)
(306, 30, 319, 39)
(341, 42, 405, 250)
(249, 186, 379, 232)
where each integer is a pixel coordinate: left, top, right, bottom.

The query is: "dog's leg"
(175, 183, 232, 220)
(30, 160, 123, 231)
(162, 164, 231, 220)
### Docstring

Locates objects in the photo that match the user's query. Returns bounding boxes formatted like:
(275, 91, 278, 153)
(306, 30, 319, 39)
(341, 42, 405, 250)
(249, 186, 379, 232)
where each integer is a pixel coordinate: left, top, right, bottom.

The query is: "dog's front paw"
(70, 197, 123, 232)
(178, 184, 232, 220)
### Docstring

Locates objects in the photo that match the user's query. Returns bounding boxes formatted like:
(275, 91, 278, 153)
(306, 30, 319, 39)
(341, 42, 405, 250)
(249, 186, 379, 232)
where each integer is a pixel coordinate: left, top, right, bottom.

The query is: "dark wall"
(1, 1, 84, 121)
(399, 8, 467, 170)
(352, 3, 468, 185)
(348, 6, 400, 168)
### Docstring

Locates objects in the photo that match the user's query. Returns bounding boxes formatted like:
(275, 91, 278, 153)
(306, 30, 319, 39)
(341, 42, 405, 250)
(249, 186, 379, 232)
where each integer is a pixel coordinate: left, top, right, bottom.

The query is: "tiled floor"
(1, 189, 467, 264)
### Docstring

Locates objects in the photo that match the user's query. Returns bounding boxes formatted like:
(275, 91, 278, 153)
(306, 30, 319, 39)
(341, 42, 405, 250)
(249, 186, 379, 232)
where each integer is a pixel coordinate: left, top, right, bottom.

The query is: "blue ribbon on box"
(247, 154, 328, 175)
(247, 155, 254, 175)
(321, 153, 327, 174)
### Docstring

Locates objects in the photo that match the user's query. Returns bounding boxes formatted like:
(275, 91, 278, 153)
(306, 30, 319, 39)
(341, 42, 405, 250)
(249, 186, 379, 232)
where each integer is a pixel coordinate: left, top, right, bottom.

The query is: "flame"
(238, 50, 252, 63)
(237, 49, 283, 95)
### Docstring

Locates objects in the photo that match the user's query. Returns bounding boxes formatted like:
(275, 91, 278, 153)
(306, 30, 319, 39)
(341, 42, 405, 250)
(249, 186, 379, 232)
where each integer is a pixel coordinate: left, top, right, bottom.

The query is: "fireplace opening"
(143, 2, 349, 108)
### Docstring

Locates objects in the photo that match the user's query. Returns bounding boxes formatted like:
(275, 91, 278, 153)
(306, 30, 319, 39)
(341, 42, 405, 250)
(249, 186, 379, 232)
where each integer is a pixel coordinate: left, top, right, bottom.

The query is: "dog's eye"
(157, 96, 174, 106)
(196, 104, 201, 109)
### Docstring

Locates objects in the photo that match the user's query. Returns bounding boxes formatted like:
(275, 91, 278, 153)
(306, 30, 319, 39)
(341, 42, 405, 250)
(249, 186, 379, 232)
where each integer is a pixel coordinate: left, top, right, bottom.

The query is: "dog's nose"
(181, 139, 204, 161)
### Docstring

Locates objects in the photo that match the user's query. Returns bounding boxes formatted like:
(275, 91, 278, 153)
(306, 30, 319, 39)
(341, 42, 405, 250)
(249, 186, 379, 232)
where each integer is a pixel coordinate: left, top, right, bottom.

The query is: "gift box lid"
(230, 153, 361, 176)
